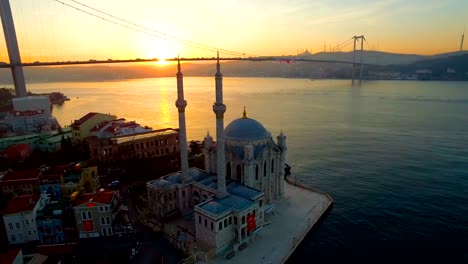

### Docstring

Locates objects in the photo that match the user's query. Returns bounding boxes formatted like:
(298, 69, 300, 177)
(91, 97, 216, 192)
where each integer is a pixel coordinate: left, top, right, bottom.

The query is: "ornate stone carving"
(175, 99, 187, 112)
(212, 102, 226, 118)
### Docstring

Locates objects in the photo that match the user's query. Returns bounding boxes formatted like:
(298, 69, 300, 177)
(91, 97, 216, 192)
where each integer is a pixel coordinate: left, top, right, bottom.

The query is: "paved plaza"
(208, 181, 332, 264)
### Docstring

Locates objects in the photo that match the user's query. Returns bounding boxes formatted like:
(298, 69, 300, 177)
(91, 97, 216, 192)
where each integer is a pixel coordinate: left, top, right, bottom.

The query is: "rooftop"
(0, 248, 21, 264)
(113, 128, 178, 144)
(74, 189, 117, 206)
(3, 194, 40, 214)
(71, 112, 99, 127)
(149, 168, 263, 216)
(0, 168, 38, 181)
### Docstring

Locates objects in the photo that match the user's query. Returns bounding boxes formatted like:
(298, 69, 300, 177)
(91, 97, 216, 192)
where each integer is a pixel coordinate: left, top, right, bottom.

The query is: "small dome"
(225, 117, 270, 141)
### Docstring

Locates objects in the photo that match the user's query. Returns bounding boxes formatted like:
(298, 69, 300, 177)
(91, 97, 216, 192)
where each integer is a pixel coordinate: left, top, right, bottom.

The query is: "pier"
(206, 177, 333, 264)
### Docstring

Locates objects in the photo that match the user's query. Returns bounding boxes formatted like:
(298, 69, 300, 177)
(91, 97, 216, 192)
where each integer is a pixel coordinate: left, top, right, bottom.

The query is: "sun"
(139, 37, 179, 66)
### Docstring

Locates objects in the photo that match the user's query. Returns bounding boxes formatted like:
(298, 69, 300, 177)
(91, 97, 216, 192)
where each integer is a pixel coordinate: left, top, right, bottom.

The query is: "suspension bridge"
(0, 0, 375, 97)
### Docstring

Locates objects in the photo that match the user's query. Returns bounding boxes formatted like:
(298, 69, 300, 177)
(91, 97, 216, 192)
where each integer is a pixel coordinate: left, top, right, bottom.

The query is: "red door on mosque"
(247, 214, 256, 233)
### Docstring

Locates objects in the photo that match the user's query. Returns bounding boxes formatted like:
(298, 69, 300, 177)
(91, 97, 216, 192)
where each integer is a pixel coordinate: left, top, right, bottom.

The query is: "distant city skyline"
(0, 0, 467, 63)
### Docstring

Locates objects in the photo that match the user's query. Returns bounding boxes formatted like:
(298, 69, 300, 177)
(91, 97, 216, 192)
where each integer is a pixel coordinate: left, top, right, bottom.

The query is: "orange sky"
(0, 0, 466, 63)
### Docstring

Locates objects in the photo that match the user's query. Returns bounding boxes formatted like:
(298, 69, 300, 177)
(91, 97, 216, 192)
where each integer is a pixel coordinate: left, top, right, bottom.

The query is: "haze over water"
(30, 78, 468, 262)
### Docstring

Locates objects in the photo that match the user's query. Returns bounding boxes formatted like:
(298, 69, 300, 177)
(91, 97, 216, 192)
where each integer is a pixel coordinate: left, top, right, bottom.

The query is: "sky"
(0, 0, 467, 62)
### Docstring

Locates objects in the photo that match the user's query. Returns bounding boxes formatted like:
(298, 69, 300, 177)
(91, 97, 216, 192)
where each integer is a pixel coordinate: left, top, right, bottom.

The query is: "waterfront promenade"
(208, 178, 333, 264)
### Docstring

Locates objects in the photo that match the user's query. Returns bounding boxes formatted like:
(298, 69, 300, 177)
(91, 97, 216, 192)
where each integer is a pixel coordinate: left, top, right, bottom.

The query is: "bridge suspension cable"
(330, 37, 354, 52)
(53, 0, 255, 57)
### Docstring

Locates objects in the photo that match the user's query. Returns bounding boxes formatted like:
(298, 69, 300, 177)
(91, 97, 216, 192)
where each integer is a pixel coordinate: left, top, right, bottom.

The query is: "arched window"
(226, 162, 231, 178)
(255, 165, 259, 180)
(271, 159, 275, 173)
(236, 164, 242, 180)
(263, 162, 267, 177)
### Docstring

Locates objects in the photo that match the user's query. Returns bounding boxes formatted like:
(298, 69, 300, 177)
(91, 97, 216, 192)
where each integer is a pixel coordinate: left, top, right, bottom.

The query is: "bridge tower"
(352, 35, 365, 84)
(0, 0, 27, 97)
(461, 28, 465, 52)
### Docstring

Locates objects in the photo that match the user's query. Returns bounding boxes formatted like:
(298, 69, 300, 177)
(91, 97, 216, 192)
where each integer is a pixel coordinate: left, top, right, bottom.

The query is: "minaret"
(277, 131, 287, 197)
(213, 51, 228, 198)
(175, 58, 190, 183)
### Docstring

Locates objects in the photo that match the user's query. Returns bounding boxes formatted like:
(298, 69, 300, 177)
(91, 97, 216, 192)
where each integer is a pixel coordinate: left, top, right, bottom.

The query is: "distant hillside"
(0, 51, 466, 83)
(281, 50, 468, 66)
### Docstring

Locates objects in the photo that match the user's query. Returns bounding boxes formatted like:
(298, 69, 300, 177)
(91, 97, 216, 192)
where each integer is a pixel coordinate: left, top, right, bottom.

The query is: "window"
(259, 200, 263, 207)
(264, 162, 267, 177)
(16, 223, 20, 229)
(229, 217, 232, 225)
(204, 219, 207, 228)
(11, 235, 15, 241)
(242, 216, 246, 224)
(271, 159, 275, 173)
(103, 228, 107, 236)
(99, 207, 104, 212)
(219, 222, 223, 230)
(182, 190, 186, 197)
(107, 227, 113, 236)
(101, 217, 105, 225)
(255, 165, 259, 180)
(211, 222, 214, 230)
(106, 217, 111, 225)
(199, 216, 201, 224)
(234, 217, 237, 225)
(8, 223, 13, 230)
(224, 219, 228, 227)
(25, 220, 29, 225)
(82, 211, 92, 220)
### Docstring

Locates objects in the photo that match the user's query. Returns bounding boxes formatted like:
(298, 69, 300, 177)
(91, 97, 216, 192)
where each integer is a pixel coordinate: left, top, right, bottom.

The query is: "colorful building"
(0, 168, 39, 200)
(36, 200, 65, 245)
(70, 112, 116, 143)
(72, 189, 120, 239)
(2, 194, 45, 244)
(88, 128, 180, 162)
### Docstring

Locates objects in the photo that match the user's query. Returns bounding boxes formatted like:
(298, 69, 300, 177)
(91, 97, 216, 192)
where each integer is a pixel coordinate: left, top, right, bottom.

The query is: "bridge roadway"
(0, 57, 374, 68)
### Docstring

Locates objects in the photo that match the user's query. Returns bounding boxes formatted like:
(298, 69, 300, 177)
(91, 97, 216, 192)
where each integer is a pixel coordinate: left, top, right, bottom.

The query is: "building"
(2, 143, 32, 163)
(0, 168, 39, 200)
(0, 128, 72, 153)
(70, 112, 116, 143)
(38, 163, 98, 198)
(204, 110, 286, 204)
(38, 167, 63, 200)
(35, 127, 72, 153)
(147, 58, 287, 254)
(61, 164, 97, 197)
(72, 189, 120, 239)
(88, 128, 180, 162)
(2, 194, 45, 244)
(8, 109, 59, 134)
(36, 200, 65, 245)
(89, 118, 152, 139)
(12, 96, 51, 115)
(0, 97, 59, 135)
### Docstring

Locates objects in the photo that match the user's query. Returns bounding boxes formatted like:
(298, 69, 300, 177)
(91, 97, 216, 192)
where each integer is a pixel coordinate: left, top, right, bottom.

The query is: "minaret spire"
(213, 50, 228, 198)
(175, 56, 190, 183)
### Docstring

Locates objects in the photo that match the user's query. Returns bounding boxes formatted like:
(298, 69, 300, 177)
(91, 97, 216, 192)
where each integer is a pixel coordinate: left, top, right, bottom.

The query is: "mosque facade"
(146, 55, 287, 254)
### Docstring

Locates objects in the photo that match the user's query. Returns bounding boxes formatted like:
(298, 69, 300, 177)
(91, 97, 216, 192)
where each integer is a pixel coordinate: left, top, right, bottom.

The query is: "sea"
(28, 78, 468, 263)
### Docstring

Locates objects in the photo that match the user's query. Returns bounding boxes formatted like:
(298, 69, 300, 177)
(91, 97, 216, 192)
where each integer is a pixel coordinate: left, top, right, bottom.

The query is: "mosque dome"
(224, 109, 270, 141)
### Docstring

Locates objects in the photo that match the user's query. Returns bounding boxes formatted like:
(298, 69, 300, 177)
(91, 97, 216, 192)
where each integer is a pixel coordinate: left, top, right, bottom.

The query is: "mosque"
(147, 55, 287, 254)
